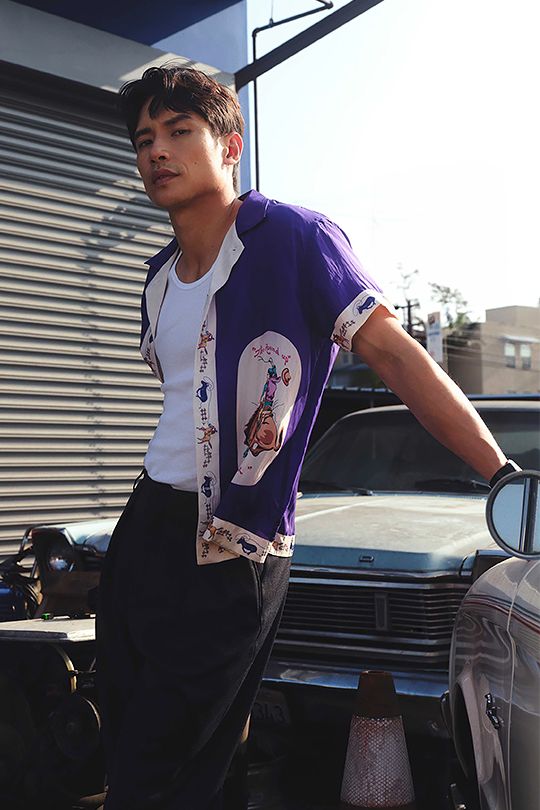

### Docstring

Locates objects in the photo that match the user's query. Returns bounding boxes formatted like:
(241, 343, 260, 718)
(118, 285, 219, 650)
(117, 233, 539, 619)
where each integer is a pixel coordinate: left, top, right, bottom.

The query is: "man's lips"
(152, 169, 178, 185)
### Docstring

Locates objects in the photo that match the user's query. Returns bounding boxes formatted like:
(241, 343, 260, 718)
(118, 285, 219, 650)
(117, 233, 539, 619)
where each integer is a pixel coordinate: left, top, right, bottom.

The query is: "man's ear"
(223, 132, 243, 165)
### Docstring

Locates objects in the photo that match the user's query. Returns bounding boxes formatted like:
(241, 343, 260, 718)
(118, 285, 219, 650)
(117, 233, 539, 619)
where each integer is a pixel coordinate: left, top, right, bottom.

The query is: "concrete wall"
(0, 0, 232, 93)
(448, 306, 540, 394)
(12, 0, 243, 47)
(3, 0, 251, 189)
(446, 326, 484, 394)
(484, 305, 540, 330)
(480, 314, 540, 394)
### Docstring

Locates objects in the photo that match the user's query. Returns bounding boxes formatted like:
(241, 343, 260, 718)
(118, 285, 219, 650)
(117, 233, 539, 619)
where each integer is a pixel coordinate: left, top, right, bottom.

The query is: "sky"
(246, 0, 540, 324)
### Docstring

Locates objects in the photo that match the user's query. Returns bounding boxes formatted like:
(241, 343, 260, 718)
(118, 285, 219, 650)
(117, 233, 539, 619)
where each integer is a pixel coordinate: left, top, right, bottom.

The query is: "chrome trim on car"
(290, 564, 473, 581)
(290, 574, 469, 590)
(277, 571, 470, 669)
(275, 636, 458, 655)
(440, 690, 452, 734)
(264, 659, 448, 698)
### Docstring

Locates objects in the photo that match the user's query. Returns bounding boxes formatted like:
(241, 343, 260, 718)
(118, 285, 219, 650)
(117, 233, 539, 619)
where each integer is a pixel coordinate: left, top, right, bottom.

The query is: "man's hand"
(351, 307, 507, 481)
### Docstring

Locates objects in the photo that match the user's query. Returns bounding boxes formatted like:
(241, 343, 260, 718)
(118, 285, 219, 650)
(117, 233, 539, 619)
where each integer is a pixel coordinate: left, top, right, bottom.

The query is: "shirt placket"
(194, 226, 245, 564)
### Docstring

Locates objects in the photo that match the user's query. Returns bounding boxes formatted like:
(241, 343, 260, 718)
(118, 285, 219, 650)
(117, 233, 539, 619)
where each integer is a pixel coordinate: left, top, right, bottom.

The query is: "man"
(96, 66, 517, 810)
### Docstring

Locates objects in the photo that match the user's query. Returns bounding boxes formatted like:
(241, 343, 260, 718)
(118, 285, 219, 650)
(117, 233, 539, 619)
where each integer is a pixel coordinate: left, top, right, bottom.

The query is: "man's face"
(133, 100, 240, 210)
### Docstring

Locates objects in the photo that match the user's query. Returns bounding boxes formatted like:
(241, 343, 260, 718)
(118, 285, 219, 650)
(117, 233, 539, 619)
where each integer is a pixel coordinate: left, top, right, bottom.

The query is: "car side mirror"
(486, 470, 540, 559)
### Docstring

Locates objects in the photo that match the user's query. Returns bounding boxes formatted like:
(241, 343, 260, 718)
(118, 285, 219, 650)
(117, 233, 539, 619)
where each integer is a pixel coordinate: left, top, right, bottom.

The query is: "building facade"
(0, 0, 250, 555)
(447, 304, 540, 395)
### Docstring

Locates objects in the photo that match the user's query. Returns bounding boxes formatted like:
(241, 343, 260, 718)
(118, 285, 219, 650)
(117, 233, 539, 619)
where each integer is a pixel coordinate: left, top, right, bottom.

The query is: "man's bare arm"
(351, 307, 507, 481)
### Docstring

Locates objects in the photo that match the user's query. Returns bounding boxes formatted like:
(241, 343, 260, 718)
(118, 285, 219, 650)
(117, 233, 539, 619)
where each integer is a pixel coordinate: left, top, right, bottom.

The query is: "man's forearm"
(352, 312, 507, 480)
(381, 343, 506, 480)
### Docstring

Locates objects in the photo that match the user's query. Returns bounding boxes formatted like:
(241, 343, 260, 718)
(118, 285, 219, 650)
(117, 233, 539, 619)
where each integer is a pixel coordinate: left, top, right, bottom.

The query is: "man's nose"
(150, 141, 170, 162)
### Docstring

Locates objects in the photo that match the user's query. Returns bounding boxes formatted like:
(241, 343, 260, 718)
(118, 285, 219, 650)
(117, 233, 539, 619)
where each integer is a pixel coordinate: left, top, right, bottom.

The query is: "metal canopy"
(235, 0, 384, 89)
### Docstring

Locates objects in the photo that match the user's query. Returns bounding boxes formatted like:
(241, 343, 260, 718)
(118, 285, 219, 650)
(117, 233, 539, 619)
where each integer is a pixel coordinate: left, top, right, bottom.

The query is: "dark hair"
(119, 66, 244, 190)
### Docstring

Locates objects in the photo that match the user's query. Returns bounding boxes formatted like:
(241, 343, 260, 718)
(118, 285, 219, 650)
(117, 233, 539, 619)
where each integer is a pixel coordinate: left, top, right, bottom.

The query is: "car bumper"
(262, 658, 450, 738)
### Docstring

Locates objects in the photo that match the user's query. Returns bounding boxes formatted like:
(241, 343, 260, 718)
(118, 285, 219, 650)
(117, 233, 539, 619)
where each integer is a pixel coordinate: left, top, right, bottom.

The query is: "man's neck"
(169, 192, 242, 283)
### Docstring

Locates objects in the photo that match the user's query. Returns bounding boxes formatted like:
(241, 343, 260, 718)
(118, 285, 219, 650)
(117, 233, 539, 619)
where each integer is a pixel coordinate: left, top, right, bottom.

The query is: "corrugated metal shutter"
(0, 64, 171, 556)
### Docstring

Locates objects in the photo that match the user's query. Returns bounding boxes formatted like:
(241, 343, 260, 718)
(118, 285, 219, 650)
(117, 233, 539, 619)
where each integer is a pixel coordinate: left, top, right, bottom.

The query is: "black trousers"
(96, 473, 291, 810)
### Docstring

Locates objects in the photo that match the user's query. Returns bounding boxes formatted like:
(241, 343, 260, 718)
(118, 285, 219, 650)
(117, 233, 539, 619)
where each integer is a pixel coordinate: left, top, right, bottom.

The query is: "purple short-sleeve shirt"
(140, 190, 395, 565)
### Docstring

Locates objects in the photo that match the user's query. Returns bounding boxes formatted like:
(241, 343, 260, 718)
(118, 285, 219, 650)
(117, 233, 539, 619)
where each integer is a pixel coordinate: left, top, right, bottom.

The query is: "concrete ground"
(70, 730, 453, 810)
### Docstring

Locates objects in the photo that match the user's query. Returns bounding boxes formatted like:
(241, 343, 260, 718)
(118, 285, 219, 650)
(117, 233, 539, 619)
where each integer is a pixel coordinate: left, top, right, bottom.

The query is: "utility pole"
(248, 1, 333, 191)
(394, 299, 425, 343)
(394, 298, 416, 335)
(235, 0, 385, 190)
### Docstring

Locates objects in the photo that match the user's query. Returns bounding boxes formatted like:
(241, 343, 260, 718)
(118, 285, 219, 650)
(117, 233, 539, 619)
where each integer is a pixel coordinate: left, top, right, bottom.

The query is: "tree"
(428, 284, 479, 372)
(428, 283, 470, 329)
(397, 267, 419, 297)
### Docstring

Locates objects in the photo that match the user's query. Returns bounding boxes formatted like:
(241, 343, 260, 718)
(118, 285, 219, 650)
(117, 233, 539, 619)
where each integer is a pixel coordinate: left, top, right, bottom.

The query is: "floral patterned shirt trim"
(203, 517, 294, 563)
(332, 289, 396, 351)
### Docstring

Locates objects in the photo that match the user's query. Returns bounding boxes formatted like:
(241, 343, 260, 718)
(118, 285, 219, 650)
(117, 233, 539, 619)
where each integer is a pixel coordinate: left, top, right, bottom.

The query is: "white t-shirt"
(144, 259, 213, 491)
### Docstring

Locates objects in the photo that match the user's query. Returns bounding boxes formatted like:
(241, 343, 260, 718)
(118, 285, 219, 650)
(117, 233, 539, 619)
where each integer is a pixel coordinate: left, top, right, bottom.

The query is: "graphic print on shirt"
(332, 288, 390, 351)
(140, 329, 163, 381)
(197, 422, 217, 449)
(196, 377, 214, 404)
(233, 331, 301, 487)
(195, 305, 229, 563)
(200, 471, 216, 499)
(195, 321, 217, 472)
(197, 326, 214, 373)
(195, 373, 215, 471)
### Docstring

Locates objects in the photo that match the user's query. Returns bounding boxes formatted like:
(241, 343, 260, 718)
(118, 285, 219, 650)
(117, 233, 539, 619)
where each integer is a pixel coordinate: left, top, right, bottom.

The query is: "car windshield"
(300, 407, 540, 493)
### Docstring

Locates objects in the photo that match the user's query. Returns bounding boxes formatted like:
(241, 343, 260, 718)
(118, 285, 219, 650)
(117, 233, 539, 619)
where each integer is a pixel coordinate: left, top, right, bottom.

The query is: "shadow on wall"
(0, 64, 175, 552)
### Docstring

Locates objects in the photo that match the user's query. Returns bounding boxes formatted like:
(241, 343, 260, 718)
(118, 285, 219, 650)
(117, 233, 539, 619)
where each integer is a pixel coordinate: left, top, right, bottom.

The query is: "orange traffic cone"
(340, 670, 416, 810)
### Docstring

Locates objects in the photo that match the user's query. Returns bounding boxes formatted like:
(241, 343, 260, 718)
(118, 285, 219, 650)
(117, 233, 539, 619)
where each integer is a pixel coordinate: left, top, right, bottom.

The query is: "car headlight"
(45, 539, 77, 572)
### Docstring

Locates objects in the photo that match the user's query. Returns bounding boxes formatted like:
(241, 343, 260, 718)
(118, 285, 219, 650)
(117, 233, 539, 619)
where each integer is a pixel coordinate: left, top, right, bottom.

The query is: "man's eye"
(137, 139, 151, 150)
(172, 129, 189, 136)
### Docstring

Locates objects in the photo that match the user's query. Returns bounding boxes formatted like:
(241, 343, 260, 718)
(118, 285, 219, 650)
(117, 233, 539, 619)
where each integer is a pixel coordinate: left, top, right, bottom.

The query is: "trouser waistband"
(135, 468, 198, 500)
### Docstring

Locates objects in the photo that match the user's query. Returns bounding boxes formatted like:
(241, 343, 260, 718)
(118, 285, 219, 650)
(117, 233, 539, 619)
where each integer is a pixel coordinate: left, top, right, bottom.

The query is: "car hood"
(293, 491, 495, 573)
(31, 519, 118, 556)
(31, 493, 495, 574)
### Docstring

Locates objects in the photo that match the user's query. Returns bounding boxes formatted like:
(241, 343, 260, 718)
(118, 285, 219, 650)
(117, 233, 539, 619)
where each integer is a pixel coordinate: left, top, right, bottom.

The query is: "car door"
(452, 559, 526, 810)
(507, 559, 540, 810)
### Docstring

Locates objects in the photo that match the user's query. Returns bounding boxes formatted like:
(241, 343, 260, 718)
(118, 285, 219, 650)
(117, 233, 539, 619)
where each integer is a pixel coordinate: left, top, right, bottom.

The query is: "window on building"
(521, 344, 532, 370)
(504, 342, 516, 368)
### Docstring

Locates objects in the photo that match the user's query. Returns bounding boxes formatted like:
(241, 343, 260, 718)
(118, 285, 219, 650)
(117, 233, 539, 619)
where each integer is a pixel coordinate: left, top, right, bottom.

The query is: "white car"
(444, 471, 540, 810)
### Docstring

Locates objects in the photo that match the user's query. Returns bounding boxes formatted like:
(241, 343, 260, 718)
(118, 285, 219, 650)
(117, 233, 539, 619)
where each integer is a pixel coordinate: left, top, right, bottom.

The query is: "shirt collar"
(144, 189, 269, 269)
(236, 189, 269, 235)
(144, 237, 177, 270)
